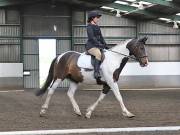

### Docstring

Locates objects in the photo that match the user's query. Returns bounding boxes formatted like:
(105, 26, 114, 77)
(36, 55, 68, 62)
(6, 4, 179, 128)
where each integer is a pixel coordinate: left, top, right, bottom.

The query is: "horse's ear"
(138, 37, 148, 43)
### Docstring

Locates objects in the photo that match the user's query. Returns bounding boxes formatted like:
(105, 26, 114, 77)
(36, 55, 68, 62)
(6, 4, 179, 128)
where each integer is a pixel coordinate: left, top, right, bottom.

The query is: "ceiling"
(1, 0, 180, 25)
(0, 0, 115, 8)
(103, 0, 180, 23)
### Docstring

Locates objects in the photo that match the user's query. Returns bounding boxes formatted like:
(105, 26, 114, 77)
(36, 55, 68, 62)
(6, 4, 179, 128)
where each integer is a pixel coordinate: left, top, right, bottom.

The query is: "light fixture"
(130, 3, 139, 8)
(173, 21, 179, 29)
(138, 1, 145, 10)
(115, 1, 129, 5)
(139, 1, 152, 5)
(176, 13, 180, 16)
(101, 6, 114, 10)
(111, 9, 121, 17)
(53, 25, 57, 31)
(115, 9, 121, 17)
(158, 17, 171, 22)
(111, 9, 122, 17)
(125, 0, 136, 2)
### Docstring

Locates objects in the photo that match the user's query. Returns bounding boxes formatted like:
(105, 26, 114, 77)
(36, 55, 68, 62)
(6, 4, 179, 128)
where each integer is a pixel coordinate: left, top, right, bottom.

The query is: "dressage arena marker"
(0, 90, 24, 93)
(1, 126, 180, 135)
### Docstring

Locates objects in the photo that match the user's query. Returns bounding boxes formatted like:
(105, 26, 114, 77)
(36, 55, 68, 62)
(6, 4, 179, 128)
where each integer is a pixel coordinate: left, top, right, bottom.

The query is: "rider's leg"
(87, 48, 101, 79)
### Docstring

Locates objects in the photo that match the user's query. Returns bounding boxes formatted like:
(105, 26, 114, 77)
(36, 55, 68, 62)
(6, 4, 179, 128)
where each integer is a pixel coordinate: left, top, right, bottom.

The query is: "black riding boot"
(94, 59, 101, 79)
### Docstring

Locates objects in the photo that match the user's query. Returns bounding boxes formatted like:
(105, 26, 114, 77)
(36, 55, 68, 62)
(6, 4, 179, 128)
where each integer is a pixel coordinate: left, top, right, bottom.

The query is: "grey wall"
(22, 3, 71, 88)
(0, 9, 20, 62)
(0, 8, 22, 89)
(138, 21, 180, 62)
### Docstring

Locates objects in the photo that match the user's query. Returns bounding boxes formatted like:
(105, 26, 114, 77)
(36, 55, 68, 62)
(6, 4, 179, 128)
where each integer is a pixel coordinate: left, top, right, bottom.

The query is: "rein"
(108, 49, 137, 60)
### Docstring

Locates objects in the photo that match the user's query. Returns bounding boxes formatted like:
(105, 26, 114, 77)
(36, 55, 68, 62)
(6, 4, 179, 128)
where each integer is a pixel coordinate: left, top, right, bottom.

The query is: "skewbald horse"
(36, 37, 148, 118)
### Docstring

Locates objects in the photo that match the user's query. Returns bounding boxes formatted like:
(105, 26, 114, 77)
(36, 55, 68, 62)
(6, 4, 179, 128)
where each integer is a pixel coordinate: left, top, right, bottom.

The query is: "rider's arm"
(100, 31, 106, 45)
(100, 31, 109, 49)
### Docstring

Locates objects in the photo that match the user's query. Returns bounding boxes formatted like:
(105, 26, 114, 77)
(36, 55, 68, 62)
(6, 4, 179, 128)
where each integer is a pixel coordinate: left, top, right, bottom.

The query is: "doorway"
(39, 39, 56, 87)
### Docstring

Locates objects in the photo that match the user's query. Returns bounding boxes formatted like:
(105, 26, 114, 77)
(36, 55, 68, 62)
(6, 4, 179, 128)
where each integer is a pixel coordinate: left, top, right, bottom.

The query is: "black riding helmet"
(87, 11, 102, 23)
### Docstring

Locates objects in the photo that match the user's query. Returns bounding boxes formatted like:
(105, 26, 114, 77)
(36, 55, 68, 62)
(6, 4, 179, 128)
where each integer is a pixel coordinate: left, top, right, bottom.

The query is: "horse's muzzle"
(140, 56, 148, 67)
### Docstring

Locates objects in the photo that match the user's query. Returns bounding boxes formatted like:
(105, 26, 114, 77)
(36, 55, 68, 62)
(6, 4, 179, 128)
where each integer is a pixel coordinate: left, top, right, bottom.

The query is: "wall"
(0, 63, 23, 89)
(0, 8, 22, 89)
(22, 2, 71, 88)
(138, 21, 180, 62)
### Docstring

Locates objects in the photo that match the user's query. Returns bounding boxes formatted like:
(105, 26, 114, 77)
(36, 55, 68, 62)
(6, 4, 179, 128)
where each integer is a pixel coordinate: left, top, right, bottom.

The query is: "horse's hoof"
(75, 111, 82, 116)
(85, 111, 92, 119)
(74, 108, 82, 116)
(39, 109, 47, 117)
(122, 111, 135, 118)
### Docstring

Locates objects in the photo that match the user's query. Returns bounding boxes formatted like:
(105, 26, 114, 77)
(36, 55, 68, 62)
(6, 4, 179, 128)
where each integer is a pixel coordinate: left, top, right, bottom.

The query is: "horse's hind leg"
(67, 81, 81, 116)
(85, 84, 110, 119)
(40, 78, 61, 117)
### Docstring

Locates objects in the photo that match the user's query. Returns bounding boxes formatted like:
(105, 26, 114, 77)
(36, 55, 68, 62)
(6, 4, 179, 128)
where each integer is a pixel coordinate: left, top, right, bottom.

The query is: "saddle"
(77, 50, 105, 70)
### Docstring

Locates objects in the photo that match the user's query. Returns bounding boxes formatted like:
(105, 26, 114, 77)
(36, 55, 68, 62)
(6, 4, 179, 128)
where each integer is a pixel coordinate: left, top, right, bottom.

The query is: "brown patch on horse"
(113, 57, 129, 82)
(54, 52, 83, 83)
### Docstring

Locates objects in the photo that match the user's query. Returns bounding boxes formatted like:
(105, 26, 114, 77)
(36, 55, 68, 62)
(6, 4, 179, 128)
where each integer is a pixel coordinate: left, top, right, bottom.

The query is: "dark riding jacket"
(86, 23, 108, 50)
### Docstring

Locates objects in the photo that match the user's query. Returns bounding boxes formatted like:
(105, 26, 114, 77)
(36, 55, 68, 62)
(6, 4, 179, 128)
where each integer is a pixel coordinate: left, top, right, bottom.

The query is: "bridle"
(108, 49, 148, 61)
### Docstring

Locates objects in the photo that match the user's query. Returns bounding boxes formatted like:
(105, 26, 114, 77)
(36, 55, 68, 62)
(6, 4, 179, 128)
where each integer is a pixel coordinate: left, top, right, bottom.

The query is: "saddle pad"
(77, 53, 93, 69)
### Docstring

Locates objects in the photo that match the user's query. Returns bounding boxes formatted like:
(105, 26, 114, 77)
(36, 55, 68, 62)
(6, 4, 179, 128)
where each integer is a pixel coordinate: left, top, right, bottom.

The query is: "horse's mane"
(111, 39, 132, 50)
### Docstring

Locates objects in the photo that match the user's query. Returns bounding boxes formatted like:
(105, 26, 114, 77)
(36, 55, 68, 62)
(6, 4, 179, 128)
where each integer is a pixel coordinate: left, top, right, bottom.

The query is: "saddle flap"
(77, 51, 105, 69)
(77, 53, 94, 69)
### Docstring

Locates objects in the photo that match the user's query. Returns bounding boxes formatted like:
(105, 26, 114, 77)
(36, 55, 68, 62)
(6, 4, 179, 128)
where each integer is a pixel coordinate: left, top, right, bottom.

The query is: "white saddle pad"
(77, 53, 93, 69)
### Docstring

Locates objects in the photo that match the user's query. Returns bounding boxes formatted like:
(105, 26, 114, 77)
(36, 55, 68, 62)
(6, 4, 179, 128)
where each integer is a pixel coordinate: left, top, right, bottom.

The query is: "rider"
(86, 11, 109, 79)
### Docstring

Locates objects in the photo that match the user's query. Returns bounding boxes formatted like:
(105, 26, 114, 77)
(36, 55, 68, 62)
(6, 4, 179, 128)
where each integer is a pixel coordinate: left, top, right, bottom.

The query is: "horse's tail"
(35, 57, 57, 96)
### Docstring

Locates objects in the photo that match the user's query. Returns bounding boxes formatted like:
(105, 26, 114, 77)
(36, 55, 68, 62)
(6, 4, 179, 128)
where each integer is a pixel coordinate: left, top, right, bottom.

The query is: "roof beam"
(107, 3, 180, 21)
(107, 3, 136, 12)
(136, 0, 180, 11)
(108, 3, 165, 18)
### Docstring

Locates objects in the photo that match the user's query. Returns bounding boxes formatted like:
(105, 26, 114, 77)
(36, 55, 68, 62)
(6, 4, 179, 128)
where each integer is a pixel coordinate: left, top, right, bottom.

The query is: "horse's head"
(126, 37, 148, 67)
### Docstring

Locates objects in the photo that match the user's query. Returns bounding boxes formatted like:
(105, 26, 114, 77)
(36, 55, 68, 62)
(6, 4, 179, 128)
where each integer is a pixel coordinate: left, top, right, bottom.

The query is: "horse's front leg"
(85, 84, 110, 118)
(103, 70, 135, 118)
(107, 80, 135, 118)
(109, 82, 135, 118)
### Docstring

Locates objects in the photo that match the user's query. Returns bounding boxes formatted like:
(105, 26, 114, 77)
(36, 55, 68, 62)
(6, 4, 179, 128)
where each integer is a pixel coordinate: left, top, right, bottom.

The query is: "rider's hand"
(105, 46, 110, 49)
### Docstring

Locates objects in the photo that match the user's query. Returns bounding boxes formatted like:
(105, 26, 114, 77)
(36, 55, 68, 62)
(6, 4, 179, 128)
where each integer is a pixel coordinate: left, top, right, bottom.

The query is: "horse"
(36, 37, 148, 119)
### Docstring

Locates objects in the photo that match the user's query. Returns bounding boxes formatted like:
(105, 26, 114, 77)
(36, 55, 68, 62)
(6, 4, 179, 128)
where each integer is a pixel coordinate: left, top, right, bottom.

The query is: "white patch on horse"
(77, 52, 104, 69)
(111, 39, 131, 55)
(80, 69, 106, 84)
(77, 53, 93, 69)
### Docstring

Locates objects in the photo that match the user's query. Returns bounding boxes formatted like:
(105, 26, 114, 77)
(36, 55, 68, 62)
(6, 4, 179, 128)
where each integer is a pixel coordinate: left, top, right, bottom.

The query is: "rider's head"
(87, 11, 102, 24)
